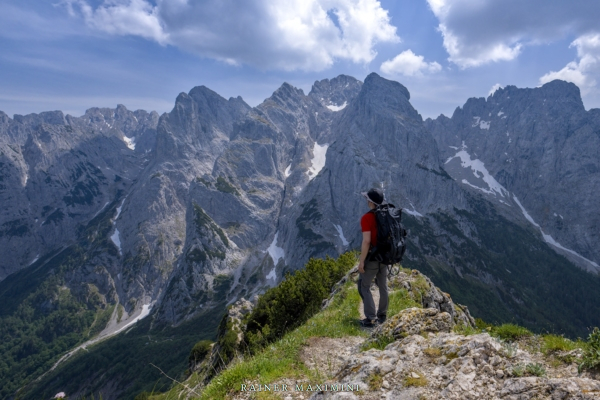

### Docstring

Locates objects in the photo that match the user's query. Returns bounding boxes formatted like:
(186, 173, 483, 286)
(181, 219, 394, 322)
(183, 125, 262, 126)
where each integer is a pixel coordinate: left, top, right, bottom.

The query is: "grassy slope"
(148, 268, 600, 400)
(150, 273, 420, 400)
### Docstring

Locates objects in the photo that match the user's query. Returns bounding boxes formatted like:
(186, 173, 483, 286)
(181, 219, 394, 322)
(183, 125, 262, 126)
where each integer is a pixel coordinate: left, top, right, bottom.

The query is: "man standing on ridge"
(358, 188, 389, 328)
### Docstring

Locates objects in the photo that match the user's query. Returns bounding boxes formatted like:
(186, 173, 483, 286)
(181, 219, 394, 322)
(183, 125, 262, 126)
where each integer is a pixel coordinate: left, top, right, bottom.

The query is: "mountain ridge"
(1, 74, 600, 399)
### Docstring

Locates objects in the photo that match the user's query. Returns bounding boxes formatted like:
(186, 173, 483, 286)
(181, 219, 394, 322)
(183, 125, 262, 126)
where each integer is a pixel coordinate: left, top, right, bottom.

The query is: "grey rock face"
(426, 80, 600, 272)
(156, 78, 362, 322)
(0, 105, 157, 280)
(279, 73, 468, 272)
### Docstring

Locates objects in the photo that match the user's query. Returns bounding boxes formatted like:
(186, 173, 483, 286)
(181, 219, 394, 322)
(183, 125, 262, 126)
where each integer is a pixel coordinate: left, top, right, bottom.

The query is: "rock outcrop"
(324, 331, 600, 400)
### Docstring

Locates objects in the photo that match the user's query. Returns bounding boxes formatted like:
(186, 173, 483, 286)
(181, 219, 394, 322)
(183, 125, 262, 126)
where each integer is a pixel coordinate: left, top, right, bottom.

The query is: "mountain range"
(1, 73, 599, 399)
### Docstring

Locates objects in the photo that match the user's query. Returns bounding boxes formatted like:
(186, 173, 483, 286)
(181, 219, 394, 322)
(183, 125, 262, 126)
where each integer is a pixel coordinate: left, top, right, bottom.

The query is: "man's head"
(361, 188, 386, 208)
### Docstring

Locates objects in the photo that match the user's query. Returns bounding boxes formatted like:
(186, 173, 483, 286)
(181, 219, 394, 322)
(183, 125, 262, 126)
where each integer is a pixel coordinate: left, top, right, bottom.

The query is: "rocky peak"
(13, 110, 67, 127)
(308, 74, 362, 110)
(357, 73, 420, 123)
(494, 80, 584, 112)
(0, 111, 10, 123)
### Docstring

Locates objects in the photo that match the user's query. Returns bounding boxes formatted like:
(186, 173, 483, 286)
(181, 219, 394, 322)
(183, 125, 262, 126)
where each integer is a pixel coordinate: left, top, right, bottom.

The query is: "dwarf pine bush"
(244, 252, 357, 352)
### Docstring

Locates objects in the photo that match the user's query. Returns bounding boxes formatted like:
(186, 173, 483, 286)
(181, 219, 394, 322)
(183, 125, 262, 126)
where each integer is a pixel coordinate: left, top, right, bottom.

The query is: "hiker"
(358, 188, 389, 327)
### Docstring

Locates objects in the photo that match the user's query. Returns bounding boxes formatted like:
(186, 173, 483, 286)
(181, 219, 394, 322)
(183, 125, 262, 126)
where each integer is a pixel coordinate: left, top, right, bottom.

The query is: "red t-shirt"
(360, 211, 377, 247)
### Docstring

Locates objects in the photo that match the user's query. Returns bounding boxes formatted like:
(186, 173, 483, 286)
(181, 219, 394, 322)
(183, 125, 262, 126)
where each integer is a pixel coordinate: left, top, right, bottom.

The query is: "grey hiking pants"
(358, 260, 388, 321)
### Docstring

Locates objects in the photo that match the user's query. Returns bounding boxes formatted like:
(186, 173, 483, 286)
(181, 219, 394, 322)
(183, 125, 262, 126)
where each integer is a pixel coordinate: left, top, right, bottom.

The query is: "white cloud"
(63, 0, 399, 71)
(380, 50, 441, 77)
(426, 0, 600, 68)
(65, 0, 168, 43)
(539, 33, 600, 94)
(488, 83, 502, 96)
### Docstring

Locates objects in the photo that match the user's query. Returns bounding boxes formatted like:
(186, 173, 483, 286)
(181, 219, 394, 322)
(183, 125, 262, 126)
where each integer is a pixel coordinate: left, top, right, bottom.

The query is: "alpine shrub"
(579, 327, 600, 372)
(188, 340, 213, 370)
(244, 252, 357, 352)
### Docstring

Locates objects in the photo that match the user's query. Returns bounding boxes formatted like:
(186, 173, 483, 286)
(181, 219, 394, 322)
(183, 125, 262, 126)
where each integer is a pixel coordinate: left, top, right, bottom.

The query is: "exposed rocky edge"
(306, 270, 600, 399)
(317, 327, 600, 399)
(323, 266, 475, 329)
(203, 267, 600, 400)
(191, 298, 254, 382)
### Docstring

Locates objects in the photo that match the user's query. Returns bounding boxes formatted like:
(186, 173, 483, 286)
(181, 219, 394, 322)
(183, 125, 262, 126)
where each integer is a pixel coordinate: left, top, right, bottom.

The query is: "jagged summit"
(309, 74, 362, 110)
(356, 73, 419, 122)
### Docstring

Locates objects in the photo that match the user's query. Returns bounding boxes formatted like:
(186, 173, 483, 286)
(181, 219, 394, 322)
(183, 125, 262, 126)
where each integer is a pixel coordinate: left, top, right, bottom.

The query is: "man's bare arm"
(358, 231, 371, 273)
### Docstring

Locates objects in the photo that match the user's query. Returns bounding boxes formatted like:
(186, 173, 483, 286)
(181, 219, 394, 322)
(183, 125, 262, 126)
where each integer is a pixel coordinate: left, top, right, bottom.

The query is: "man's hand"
(358, 260, 365, 274)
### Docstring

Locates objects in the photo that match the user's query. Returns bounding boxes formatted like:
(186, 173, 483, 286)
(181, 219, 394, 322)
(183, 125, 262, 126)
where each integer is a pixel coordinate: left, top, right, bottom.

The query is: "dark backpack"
(369, 203, 407, 265)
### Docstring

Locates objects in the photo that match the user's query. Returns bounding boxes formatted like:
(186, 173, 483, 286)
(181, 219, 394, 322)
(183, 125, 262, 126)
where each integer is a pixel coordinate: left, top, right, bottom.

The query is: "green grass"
(153, 269, 422, 400)
(579, 327, 600, 372)
(511, 364, 525, 377)
(404, 372, 427, 387)
(490, 324, 533, 341)
(153, 279, 366, 400)
(367, 372, 383, 390)
(453, 323, 480, 336)
(541, 334, 579, 355)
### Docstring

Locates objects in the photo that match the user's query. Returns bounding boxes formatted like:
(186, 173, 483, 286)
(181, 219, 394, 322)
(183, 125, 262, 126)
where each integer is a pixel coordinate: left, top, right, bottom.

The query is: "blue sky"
(1, 0, 599, 119)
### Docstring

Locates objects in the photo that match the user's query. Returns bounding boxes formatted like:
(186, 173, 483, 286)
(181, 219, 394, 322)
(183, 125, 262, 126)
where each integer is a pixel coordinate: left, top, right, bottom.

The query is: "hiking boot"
(359, 318, 376, 328)
(377, 316, 387, 324)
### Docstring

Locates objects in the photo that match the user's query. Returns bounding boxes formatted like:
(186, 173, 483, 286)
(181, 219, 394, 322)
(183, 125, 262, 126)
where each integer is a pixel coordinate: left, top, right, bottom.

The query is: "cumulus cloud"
(539, 34, 600, 94)
(62, 0, 399, 71)
(488, 83, 502, 96)
(380, 50, 441, 77)
(425, 0, 600, 68)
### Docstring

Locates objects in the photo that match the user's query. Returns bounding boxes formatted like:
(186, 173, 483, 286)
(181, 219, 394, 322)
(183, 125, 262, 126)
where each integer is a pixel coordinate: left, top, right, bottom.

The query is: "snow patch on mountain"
(114, 198, 126, 223)
(284, 164, 292, 178)
(326, 101, 347, 112)
(112, 303, 151, 335)
(513, 196, 599, 271)
(446, 149, 508, 197)
(267, 232, 285, 266)
(123, 136, 136, 150)
(307, 142, 328, 180)
(333, 224, 349, 246)
(110, 229, 122, 256)
(403, 208, 423, 217)
(471, 117, 491, 130)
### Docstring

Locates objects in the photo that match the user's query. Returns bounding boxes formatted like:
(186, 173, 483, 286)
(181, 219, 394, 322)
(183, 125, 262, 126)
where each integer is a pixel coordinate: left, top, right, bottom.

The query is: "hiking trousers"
(358, 260, 388, 321)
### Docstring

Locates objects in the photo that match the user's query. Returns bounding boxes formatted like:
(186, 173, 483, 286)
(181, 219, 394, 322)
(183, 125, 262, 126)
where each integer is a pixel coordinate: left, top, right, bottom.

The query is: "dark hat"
(361, 188, 386, 205)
